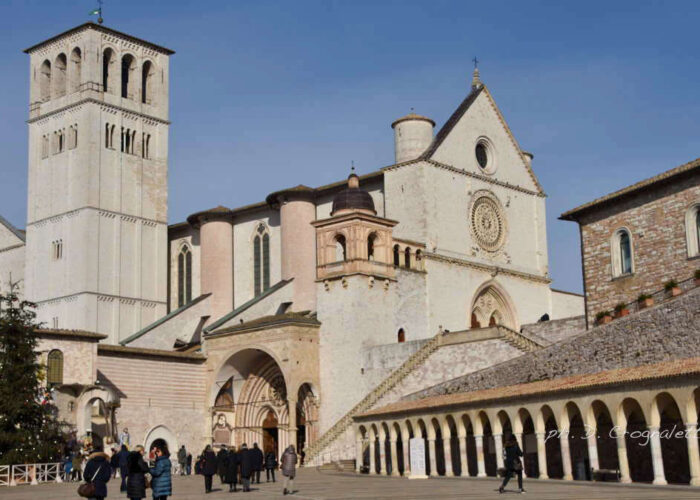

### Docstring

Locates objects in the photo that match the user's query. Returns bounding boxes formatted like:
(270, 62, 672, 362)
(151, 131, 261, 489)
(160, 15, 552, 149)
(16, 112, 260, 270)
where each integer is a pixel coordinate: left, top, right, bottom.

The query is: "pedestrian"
(110, 448, 119, 478)
(63, 454, 72, 481)
(82, 445, 111, 500)
(217, 445, 228, 484)
(280, 445, 297, 496)
(186, 453, 192, 475)
(116, 444, 130, 492)
(72, 452, 83, 481)
(264, 450, 277, 482)
(251, 443, 264, 484)
(202, 445, 217, 494)
(499, 434, 525, 494)
(119, 428, 131, 448)
(149, 442, 173, 500)
(239, 443, 253, 492)
(223, 446, 240, 492)
(126, 445, 149, 500)
(177, 445, 187, 476)
(195, 455, 203, 476)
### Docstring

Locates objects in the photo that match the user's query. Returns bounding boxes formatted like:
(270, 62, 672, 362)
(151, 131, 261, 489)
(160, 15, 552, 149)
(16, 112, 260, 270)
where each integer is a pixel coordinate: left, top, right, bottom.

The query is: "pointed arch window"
(47, 350, 63, 386)
(177, 245, 192, 307)
(335, 234, 347, 262)
(397, 328, 405, 343)
(254, 224, 271, 297)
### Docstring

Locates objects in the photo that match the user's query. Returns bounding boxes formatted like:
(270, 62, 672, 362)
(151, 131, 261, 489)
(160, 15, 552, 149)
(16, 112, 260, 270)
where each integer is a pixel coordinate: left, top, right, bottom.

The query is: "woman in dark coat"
(265, 451, 277, 482)
(83, 447, 112, 500)
(499, 434, 525, 494)
(126, 446, 149, 500)
(202, 445, 217, 493)
(216, 446, 228, 484)
(223, 447, 240, 492)
(149, 442, 172, 500)
(238, 444, 253, 492)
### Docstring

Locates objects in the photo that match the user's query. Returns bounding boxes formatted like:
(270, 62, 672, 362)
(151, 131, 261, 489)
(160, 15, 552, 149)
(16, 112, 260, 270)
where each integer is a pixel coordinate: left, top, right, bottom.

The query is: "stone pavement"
(1, 469, 700, 499)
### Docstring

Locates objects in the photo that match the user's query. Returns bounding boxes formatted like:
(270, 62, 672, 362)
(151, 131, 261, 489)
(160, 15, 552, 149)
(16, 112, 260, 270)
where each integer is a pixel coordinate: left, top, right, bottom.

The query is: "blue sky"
(1, 1, 698, 293)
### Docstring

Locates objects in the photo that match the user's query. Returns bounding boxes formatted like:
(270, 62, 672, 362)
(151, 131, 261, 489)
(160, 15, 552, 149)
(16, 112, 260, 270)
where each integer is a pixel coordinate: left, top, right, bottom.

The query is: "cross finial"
(351, 160, 355, 173)
(472, 56, 479, 69)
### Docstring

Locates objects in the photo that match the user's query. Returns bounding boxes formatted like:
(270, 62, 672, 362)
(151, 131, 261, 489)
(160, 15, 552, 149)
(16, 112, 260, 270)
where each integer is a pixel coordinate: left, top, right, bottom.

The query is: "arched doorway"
(76, 387, 117, 448)
(470, 282, 518, 331)
(262, 410, 279, 457)
(145, 425, 178, 457)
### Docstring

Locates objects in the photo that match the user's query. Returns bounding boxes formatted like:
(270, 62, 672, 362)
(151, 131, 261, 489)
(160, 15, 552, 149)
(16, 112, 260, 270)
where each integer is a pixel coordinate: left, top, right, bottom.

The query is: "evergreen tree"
(0, 285, 63, 465)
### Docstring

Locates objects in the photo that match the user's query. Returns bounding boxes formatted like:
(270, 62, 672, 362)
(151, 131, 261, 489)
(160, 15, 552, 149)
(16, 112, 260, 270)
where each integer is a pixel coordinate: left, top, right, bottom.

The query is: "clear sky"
(1, 0, 698, 293)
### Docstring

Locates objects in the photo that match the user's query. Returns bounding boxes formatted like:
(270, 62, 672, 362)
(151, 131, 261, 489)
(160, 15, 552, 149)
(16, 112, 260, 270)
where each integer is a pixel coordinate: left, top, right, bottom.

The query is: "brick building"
(560, 158, 700, 327)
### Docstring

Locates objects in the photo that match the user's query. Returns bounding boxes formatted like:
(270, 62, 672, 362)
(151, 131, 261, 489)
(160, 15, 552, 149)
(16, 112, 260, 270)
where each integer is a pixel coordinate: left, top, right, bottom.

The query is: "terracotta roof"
(391, 112, 436, 129)
(98, 344, 205, 361)
(265, 171, 384, 207)
(560, 157, 700, 221)
(0, 214, 25, 243)
(356, 357, 700, 419)
(35, 328, 107, 340)
(24, 22, 175, 55)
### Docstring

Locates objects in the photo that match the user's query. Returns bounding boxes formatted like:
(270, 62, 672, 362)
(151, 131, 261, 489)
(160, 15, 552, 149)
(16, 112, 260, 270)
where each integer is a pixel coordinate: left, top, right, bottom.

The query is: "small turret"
(391, 112, 435, 164)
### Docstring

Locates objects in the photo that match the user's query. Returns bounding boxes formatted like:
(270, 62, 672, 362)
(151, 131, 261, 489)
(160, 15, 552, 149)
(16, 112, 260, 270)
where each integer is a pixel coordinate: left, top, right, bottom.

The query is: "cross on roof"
(472, 56, 479, 69)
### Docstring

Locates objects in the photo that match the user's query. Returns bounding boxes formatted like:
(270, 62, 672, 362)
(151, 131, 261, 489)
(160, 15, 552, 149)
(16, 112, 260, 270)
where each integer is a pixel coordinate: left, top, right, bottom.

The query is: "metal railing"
(6, 463, 63, 486)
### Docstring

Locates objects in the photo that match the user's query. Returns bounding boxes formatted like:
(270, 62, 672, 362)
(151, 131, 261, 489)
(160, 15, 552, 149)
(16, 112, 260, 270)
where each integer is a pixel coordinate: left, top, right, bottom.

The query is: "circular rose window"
(470, 194, 506, 252)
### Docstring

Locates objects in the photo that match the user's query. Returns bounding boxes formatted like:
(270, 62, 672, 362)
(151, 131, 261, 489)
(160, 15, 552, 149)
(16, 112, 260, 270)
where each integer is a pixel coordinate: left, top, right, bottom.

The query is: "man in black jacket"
(251, 443, 264, 484)
(115, 444, 130, 492)
(202, 445, 218, 493)
(239, 444, 253, 492)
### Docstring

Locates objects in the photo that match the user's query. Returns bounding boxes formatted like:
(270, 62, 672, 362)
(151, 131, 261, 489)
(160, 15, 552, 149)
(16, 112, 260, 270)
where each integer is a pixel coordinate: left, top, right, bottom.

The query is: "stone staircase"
(499, 325, 547, 351)
(304, 331, 444, 465)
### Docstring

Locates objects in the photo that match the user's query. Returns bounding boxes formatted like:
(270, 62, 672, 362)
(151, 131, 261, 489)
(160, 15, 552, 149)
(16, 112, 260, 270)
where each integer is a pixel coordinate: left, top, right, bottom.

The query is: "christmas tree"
(0, 284, 64, 465)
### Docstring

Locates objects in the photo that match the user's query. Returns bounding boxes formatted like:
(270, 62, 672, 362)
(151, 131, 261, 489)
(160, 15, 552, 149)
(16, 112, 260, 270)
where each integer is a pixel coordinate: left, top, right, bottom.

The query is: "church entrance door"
(262, 410, 278, 456)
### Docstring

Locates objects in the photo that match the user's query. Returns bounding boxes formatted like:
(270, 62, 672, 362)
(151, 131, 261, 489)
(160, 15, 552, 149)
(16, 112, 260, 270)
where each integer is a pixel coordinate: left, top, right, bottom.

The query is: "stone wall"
(410, 287, 700, 399)
(520, 315, 585, 344)
(576, 172, 699, 325)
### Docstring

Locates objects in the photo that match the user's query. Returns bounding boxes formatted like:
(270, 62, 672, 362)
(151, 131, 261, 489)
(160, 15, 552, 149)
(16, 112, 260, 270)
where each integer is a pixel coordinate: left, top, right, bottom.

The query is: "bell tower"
(23, 23, 173, 343)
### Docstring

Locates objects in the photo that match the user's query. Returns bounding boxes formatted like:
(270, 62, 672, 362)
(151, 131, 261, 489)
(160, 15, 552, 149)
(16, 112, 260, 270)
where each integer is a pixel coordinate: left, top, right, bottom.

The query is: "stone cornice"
(312, 211, 398, 228)
(27, 97, 170, 125)
(27, 206, 167, 227)
(0, 243, 25, 253)
(34, 291, 166, 307)
(425, 252, 551, 284)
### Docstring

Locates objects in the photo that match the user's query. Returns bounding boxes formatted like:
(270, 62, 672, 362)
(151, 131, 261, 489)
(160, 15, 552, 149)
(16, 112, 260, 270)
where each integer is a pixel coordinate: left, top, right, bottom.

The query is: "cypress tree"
(0, 286, 63, 464)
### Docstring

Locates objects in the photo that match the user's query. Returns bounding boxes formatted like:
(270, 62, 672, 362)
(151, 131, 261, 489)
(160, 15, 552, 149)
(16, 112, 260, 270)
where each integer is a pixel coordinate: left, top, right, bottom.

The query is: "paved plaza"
(1, 469, 700, 499)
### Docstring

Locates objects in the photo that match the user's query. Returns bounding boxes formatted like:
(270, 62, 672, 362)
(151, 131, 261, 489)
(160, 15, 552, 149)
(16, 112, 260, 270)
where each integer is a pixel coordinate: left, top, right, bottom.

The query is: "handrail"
(6, 463, 63, 486)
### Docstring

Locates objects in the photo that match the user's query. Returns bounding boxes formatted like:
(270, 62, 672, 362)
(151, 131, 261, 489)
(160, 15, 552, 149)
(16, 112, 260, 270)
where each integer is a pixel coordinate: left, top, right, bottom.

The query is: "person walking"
(116, 444, 130, 492)
(499, 434, 525, 494)
(239, 443, 253, 492)
(71, 452, 83, 481)
(264, 450, 277, 482)
(202, 445, 217, 494)
(83, 445, 111, 500)
(119, 428, 131, 448)
(251, 443, 264, 484)
(126, 445, 149, 500)
(217, 446, 228, 484)
(223, 446, 240, 492)
(149, 442, 172, 500)
(280, 445, 297, 496)
(63, 454, 73, 482)
(177, 446, 187, 476)
(186, 453, 192, 475)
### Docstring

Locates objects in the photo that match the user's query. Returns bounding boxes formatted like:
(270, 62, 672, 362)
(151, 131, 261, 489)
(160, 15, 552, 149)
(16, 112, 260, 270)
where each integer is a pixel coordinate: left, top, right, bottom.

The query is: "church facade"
(0, 23, 585, 462)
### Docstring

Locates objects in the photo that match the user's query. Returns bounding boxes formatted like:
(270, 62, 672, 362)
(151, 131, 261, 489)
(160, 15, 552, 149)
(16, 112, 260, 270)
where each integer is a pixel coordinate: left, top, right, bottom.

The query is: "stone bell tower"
(23, 23, 173, 343)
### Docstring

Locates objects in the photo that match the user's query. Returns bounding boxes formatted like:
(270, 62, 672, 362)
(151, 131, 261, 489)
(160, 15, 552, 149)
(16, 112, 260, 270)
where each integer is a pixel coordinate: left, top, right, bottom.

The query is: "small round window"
(476, 143, 488, 169)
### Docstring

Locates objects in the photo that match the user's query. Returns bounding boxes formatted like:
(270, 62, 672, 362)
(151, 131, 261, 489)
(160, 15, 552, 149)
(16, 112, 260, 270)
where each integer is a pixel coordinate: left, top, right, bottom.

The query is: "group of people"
(76, 441, 172, 500)
(199, 443, 298, 495)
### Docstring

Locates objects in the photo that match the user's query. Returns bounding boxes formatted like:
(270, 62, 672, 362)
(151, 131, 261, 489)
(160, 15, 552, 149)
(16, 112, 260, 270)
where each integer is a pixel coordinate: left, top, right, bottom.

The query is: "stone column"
(390, 440, 399, 476)
(199, 216, 234, 320)
(493, 433, 504, 470)
(379, 438, 387, 475)
(355, 437, 364, 473)
(443, 437, 454, 477)
(536, 432, 549, 479)
(560, 431, 573, 481)
(402, 433, 411, 476)
(458, 433, 468, 477)
(428, 438, 438, 477)
(287, 397, 297, 454)
(615, 427, 631, 483)
(369, 438, 376, 475)
(686, 422, 700, 486)
(474, 435, 486, 477)
(648, 426, 667, 485)
(586, 427, 599, 472)
(514, 432, 527, 478)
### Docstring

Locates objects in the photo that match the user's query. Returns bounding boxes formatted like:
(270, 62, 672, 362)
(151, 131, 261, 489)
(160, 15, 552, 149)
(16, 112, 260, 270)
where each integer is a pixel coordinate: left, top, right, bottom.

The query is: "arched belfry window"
(335, 234, 347, 262)
(367, 233, 377, 261)
(254, 224, 271, 297)
(69, 47, 81, 93)
(53, 53, 67, 98)
(47, 350, 63, 386)
(393, 244, 400, 266)
(121, 54, 136, 99)
(142, 61, 154, 104)
(611, 228, 633, 277)
(404, 247, 411, 269)
(102, 48, 114, 93)
(177, 245, 192, 307)
(39, 59, 51, 101)
(397, 328, 405, 343)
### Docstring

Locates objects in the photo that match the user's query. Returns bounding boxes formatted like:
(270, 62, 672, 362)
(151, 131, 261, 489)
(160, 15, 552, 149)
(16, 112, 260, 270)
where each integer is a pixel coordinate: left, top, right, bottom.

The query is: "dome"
(331, 174, 376, 215)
